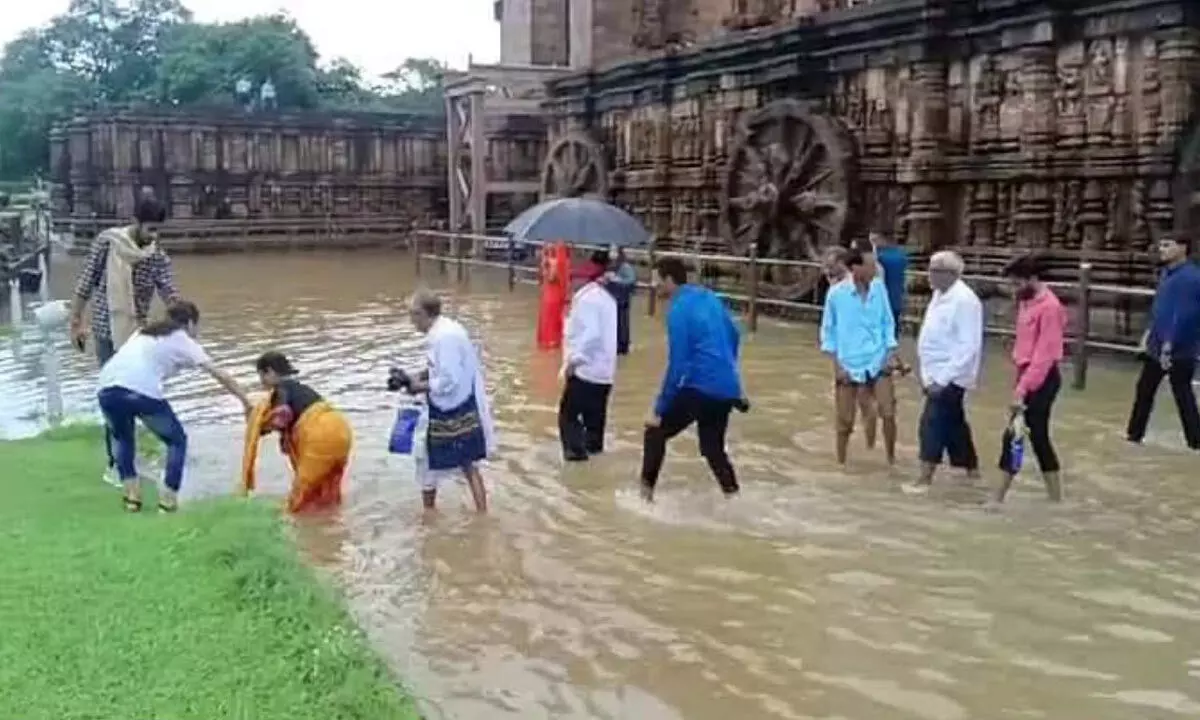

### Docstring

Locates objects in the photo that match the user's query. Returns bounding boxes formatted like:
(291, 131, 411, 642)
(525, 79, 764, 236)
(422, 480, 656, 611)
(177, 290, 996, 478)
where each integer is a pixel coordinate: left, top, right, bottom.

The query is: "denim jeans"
(95, 334, 117, 470)
(97, 386, 188, 491)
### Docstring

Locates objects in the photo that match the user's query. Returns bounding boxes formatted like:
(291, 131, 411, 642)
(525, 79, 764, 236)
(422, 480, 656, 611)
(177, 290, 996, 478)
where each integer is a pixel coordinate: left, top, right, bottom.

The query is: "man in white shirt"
(907, 250, 983, 493)
(407, 290, 496, 512)
(559, 250, 619, 462)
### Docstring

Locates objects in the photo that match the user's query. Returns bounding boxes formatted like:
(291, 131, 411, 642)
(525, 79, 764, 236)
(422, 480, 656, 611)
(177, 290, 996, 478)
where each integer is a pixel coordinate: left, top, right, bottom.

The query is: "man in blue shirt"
(641, 257, 748, 502)
(871, 232, 909, 333)
(1126, 233, 1200, 450)
(820, 247, 900, 465)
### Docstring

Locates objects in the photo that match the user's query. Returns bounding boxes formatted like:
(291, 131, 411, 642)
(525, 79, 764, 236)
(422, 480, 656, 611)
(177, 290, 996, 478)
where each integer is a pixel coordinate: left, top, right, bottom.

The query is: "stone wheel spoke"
(541, 133, 609, 200)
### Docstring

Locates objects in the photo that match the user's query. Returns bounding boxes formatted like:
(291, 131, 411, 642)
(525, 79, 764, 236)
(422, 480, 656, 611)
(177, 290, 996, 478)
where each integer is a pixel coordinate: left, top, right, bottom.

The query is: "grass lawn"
(0, 425, 421, 720)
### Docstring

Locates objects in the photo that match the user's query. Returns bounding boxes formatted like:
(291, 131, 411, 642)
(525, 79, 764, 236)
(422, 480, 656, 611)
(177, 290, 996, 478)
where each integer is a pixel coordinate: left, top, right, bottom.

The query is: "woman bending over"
(241, 351, 353, 513)
(97, 301, 252, 513)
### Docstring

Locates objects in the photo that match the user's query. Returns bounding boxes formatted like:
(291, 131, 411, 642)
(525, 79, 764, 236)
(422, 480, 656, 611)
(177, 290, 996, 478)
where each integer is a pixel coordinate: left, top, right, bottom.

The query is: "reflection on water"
(4, 251, 1200, 720)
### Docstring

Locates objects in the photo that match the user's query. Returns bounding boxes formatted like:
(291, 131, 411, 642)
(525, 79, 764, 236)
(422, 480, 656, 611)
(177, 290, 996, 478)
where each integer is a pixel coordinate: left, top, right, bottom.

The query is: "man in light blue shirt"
(820, 246, 899, 465)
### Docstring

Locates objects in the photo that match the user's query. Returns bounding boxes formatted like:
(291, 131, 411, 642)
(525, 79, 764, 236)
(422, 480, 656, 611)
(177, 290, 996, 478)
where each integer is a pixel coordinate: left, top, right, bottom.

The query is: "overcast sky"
(1, 0, 501, 79)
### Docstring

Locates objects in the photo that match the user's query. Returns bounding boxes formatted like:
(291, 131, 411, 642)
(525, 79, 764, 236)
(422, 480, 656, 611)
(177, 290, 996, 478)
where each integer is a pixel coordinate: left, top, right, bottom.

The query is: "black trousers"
(558, 376, 612, 458)
(917, 383, 979, 469)
(640, 388, 739, 494)
(1125, 356, 1200, 449)
(616, 303, 631, 355)
(998, 366, 1062, 474)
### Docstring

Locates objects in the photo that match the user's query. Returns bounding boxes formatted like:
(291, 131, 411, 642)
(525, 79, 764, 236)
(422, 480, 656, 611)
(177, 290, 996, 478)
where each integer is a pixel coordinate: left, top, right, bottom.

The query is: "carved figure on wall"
(540, 132, 611, 199)
(1056, 51, 1085, 146)
(972, 55, 1002, 151)
(720, 99, 859, 299)
(1085, 39, 1116, 144)
(1139, 38, 1161, 148)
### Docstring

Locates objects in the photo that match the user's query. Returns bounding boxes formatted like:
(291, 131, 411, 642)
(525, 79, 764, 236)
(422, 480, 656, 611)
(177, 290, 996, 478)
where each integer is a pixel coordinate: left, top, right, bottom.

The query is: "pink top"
(1012, 287, 1067, 400)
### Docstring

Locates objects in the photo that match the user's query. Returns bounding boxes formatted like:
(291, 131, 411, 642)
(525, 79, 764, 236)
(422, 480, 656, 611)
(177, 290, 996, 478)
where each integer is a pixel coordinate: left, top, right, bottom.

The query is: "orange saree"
(242, 399, 353, 513)
(536, 242, 571, 349)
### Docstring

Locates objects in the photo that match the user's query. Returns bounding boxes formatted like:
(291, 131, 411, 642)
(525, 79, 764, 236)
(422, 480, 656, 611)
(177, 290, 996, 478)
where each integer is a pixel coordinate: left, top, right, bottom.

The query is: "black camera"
(386, 367, 414, 393)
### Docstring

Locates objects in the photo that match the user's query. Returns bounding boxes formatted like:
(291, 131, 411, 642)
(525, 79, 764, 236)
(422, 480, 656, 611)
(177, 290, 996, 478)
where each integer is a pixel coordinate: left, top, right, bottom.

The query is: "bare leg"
(1042, 471, 1063, 502)
(859, 390, 878, 450)
(993, 473, 1016, 503)
(917, 462, 936, 487)
(422, 489, 436, 510)
(881, 417, 897, 465)
(464, 465, 488, 513)
(835, 431, 851, 465)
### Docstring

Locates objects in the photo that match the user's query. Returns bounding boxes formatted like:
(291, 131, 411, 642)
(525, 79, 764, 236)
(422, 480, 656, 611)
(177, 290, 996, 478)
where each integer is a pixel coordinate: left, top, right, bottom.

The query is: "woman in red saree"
(537, 242, 571, 349)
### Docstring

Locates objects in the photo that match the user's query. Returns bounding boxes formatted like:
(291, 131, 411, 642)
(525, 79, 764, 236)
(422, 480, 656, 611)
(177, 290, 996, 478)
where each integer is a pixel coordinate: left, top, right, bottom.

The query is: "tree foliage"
(0, 0, 448, 181)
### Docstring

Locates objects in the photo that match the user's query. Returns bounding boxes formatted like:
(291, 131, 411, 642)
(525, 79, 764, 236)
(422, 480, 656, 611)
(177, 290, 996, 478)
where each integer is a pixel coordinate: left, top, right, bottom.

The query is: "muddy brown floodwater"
(4, 250, 1200, 719)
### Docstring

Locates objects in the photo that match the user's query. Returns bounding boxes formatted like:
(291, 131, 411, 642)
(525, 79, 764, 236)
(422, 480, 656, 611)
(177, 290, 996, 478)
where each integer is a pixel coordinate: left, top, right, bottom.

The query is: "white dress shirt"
(917, 279, 983, 390)
(564, 281, 618, 385)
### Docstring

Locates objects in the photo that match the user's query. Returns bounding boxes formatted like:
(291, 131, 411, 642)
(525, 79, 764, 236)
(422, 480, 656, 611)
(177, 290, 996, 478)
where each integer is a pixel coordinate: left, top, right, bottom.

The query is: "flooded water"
(4, 250, 1200, 720)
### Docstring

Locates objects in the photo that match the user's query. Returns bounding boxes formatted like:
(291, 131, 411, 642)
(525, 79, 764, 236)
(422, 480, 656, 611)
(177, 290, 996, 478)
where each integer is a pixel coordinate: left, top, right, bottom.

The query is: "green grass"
(0, 425, 421, 720)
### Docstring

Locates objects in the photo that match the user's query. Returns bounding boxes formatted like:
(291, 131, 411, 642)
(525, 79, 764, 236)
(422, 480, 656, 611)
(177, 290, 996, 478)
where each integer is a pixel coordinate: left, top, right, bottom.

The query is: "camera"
(386, 367, 414, 393)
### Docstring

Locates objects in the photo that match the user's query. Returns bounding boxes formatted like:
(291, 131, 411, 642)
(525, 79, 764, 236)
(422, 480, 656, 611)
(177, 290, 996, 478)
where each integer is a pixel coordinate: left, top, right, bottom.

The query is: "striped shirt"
(72, 229, 180, 341)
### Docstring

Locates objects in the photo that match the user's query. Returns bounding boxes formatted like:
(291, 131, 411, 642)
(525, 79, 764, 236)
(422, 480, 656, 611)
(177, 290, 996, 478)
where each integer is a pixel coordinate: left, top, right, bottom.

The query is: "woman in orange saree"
(536, 241, 571, 349)
(241, 352, 353, 513)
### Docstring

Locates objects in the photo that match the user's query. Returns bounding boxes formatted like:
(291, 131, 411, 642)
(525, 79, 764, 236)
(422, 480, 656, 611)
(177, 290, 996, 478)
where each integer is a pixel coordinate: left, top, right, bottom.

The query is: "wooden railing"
(412, 230, 1162, 392)
(55, 215, 420, 254)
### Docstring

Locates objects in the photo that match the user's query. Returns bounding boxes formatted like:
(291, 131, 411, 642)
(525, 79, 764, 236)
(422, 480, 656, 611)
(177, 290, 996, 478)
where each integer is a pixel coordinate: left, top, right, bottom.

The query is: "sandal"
(157, 502, 178, 514)
(123, 496, 143, 513)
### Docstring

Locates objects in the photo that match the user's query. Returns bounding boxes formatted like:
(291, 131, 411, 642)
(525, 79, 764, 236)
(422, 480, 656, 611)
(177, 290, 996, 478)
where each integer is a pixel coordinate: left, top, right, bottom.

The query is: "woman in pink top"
(995, 255, 1066, 503)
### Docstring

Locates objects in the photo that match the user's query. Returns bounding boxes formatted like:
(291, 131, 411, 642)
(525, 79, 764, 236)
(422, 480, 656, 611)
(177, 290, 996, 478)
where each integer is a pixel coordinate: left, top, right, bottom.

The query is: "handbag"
(388, 404, 423, 455)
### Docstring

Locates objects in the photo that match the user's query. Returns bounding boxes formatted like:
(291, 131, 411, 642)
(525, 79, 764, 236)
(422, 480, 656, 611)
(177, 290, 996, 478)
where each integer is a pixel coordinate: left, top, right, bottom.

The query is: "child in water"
(241, 352, 353, 513)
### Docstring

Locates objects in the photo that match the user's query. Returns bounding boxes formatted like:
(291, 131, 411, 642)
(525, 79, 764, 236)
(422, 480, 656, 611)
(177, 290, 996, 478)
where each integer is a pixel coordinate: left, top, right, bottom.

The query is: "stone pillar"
(906, 59, 948, 251)
(48, 127, 70, 218)
(569, 0, 593, 68)
(468, 90, 488, 239)
(1019, 44, 1057, 154)
(68, 116, 92, 221)
(1158, 28, 1199, 148)
(446, 95, 464, 231)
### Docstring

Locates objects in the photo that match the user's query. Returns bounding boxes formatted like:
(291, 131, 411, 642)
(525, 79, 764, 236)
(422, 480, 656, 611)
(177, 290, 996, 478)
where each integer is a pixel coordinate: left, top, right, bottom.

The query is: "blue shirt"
(820, 278, 898, 381)
(655, 284, 743, 415)
(1147, 260, 1200, 359)
(876, 246, 908, 319)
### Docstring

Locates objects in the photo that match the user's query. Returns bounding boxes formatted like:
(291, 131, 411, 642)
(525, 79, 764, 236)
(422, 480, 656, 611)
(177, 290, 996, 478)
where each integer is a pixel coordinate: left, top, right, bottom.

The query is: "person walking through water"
(993, 254, 1066, 503)
(537, 241, 571, 349)
(559, 251, 619, 462)
(871, 232, 909, 333)
(97, 301, 252, 513)
(241, 352, 353, 513)
(69, 196, 180, 486)
(605, 246, 637, 355)
(406, 289, 495, 512)
(820, 246, 900, 466)
(1125, 233, 1200, 450)
(640, 258, 747, 502)
(906, 251, 983, 495)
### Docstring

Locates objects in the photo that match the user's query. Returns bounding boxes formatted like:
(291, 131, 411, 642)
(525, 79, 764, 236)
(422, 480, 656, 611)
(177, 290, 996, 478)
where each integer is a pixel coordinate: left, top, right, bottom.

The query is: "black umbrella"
(504, 197, 650, 248)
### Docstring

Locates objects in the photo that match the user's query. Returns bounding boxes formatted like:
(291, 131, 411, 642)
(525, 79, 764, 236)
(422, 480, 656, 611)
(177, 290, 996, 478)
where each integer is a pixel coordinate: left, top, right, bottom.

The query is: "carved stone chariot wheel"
(540, 131, 610, 200)
(721, 99, 859, 299)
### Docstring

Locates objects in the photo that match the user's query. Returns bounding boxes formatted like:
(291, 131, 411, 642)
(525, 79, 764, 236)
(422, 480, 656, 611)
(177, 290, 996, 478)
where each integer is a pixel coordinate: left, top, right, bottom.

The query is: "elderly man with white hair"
(906, 250, 983, 494)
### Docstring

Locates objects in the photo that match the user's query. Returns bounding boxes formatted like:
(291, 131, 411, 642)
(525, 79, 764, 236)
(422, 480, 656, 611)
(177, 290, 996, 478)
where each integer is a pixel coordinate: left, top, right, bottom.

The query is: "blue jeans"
(95, 335, 117, 470)
(97, 386, 188, 491)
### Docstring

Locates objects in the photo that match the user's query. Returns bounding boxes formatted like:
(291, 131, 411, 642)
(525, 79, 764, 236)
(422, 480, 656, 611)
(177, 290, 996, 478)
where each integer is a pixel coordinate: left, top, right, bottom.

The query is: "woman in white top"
(97, 301, 251, 512)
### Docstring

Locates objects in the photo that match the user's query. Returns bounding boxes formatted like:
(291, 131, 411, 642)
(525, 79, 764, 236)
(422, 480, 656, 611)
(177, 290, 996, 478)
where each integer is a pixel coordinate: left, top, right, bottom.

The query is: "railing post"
(455, 234, 465, 284)
(506, 237, 516, 291)
(1073, 262, 1092, 390)
(413, 231, 421, 276)
(747, 242, 759, 332)
(647, 236, 658, 318)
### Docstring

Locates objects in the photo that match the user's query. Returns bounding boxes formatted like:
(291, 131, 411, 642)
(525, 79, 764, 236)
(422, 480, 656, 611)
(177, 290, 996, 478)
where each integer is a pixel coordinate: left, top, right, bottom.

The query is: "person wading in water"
(1125, 233, 1200, 450)
(242, 352, 354, 513)
(70, 196, 180, 486)
(640, 258, 748, 502)
(993, 254, 1067, 504)
(819, 245, 900, 466)
(559, 251, 619, 462)
(906, 250, 983, 494)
